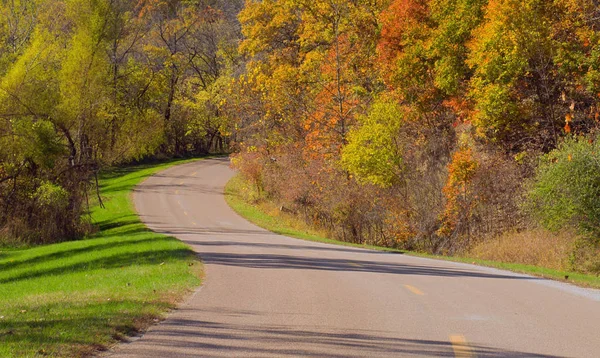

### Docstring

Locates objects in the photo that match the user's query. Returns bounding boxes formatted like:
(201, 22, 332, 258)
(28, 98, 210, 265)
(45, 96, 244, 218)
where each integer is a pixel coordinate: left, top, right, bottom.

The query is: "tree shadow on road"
(119, 314, 559, 357)
(192, 240, 403, 256)
(197, 251, 539, 280)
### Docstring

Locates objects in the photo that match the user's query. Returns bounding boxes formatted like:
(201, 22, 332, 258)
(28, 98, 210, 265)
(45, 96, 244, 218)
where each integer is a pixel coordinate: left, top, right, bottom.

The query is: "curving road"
(109, 157, 600, 358)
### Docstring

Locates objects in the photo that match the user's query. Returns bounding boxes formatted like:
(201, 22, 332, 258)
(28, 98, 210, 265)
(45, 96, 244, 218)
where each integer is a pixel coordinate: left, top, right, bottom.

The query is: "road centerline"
(115, 158, 600, 358)
(404, 284, 424, 296)
(450, 334, 474, 358)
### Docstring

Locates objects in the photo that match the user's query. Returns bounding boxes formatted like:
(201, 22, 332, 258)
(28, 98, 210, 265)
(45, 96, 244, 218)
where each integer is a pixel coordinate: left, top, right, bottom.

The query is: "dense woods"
(230, 0, 600, 273)
(0, 0, 242, 244)
(1, 0, 599, 273)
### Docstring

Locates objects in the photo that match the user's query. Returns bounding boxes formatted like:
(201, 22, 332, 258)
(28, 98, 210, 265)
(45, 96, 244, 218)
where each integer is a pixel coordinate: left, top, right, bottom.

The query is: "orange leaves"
(377, 0, 429, 84)
(564, 112, 573, 134)
(136, 0, 174, 19)
(438, 147, 479, 238)
(565, 109, 574, 134)
(446, 148, 479, 188)
(384, 207, 416, 243)
(303, 24, 372, 161)
(564, 122, 572, 134)
(565, 113, 573, 123)
(443, 97, 472, 124)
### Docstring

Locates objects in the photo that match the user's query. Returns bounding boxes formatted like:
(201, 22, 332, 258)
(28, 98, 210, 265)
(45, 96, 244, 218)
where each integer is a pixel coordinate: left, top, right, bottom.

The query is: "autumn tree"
(467, 0, 600, 153)
(298, 0, 383, 160)
(232, 0, 388, 244)
(0, 0, 111, 242)
(137, 0, 239, 156)
(0, 0, 37, 75)
(0, 0, 239, 244)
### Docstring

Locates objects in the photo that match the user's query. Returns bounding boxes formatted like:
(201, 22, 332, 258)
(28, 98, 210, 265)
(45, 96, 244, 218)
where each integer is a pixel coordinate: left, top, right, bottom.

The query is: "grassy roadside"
(225, 174, 600, 289)
(0, 158, 203, 357)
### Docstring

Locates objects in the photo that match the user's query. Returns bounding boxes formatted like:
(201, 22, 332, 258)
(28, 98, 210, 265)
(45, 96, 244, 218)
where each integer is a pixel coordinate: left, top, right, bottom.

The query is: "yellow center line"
(404, 284, 424, 296)
(349, 262, 361, 267)
(450, 335, 474, 358)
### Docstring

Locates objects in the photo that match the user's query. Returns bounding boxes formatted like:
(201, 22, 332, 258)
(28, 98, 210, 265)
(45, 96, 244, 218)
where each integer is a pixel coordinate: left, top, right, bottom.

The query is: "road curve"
(108, 157, 600, 358)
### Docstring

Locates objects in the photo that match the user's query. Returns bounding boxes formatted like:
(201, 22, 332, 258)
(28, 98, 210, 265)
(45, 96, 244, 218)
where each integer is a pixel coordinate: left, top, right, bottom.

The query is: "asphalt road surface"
(108, 157, 600, 358)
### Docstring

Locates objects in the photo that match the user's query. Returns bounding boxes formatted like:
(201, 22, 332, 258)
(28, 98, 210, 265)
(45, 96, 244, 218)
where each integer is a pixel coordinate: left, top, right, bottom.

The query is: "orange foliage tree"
(438, 147, 479, 250)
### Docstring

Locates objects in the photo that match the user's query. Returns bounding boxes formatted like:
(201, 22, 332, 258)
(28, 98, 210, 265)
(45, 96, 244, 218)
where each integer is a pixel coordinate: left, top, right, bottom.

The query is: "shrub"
(230, 146, 266, 196)
(34, 182, 69, 211)
(528, 135, 600, 244)
(470, 151, 526, 239)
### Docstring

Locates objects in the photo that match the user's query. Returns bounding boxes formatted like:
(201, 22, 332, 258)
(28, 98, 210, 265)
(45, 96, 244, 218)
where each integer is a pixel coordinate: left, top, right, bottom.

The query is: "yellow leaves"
(514, 151, 527, 163)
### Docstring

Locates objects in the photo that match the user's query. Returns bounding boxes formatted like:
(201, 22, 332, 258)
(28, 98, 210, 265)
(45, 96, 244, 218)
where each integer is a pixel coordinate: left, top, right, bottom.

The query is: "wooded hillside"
(0, 0, 241, 243)
(1, 0, 599, 274)
(229, 0, 600, 273)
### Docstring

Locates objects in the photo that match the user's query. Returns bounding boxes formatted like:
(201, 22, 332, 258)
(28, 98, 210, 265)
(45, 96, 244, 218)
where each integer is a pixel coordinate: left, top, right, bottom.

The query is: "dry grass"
(469, 229, 576, 271)
(227, 175, 331, 239)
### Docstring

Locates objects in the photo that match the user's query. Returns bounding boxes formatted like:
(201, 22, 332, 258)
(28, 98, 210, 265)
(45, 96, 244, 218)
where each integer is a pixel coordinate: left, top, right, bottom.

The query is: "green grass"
(0, 158, 203, 357)
(409, 252, 600, 288)
(225, 174, 600, 289)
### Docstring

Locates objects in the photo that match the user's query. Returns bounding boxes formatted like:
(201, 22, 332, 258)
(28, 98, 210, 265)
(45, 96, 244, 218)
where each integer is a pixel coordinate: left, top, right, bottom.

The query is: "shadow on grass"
(118, 314, 560, 357)
(0, 210, 158, 273)
(98, 157, 196, 181)
(0, 236, 173, 274)
(98, 156, 224, 184)
(99, 166, 148, 181)
(0, 299, 170, 356)
(94, 216, 139, 231)
(0, 246, 193, 284)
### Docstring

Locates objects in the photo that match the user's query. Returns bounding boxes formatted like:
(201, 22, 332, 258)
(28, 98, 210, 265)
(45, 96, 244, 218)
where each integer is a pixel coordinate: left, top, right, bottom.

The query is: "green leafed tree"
(342, 99, 405, 188)
(528, 136, 600, 242)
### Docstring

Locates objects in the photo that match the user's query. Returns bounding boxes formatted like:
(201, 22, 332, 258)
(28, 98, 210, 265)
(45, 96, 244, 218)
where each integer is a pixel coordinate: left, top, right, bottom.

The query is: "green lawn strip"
(408, 252, 600, 288)
(0, 158, 203, 358)
(225, 174, 600, 290)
